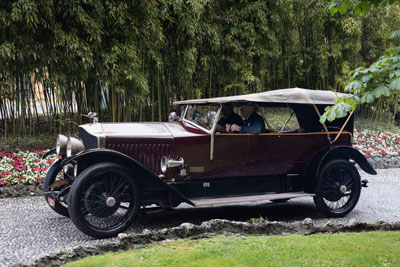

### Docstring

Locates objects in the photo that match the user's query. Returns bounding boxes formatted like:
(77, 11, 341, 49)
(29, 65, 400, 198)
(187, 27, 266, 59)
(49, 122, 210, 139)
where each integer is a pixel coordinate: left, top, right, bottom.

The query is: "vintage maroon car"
(44, 88, 376, 238)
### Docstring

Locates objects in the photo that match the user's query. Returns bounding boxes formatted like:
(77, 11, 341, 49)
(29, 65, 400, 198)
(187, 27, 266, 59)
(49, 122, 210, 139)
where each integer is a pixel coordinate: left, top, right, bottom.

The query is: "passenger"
(229, 102, 267, 134)
(216, 103, 243, 133)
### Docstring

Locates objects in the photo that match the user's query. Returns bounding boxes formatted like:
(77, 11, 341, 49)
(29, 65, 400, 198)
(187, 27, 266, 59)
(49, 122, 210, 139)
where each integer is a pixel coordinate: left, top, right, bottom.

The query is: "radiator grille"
(106, 143, 171, 174)
(79, 127, 99, 149)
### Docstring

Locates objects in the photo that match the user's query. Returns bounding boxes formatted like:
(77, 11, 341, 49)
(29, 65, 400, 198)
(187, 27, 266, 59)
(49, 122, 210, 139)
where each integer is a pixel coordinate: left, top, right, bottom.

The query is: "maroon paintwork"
(104, 121, 352, 181)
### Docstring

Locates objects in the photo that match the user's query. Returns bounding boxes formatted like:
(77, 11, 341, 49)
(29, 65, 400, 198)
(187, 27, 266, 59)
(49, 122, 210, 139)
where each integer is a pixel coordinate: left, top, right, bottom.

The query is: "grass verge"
(66, 231, 400, 267)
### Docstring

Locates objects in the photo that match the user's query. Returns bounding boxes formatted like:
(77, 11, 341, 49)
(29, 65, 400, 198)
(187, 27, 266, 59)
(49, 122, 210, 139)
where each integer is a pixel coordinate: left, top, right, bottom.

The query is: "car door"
(247, 132, 336, 176)
(212, 133, 295, 178)
(246, 133, 287, 176)
(211, 133, 249, 177)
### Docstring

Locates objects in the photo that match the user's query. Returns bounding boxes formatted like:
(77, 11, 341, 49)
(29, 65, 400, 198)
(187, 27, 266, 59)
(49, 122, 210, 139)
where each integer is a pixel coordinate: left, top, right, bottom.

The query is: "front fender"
(42, 148, 56, 159)
(43, 159, 62, 191)
(61, 149, 193, 206)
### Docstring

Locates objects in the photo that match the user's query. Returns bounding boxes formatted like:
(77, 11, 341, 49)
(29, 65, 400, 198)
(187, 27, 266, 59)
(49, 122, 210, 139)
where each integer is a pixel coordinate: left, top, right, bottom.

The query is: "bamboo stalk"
(158, 67, 162, 122)
(393, 94, 398, 125)
(151, 71, 155, 121)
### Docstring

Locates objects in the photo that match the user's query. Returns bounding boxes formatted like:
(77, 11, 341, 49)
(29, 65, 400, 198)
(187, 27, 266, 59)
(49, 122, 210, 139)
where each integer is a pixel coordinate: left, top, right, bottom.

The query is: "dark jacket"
(217, 112, 243, 127)
(239, 112, 266, 134)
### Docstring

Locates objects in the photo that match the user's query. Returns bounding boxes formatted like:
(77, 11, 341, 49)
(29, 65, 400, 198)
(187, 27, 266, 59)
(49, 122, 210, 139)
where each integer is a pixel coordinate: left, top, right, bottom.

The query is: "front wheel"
(314, 159, 361, 217)
(43, 160, 70, 217)
(68, 162, 140, 239)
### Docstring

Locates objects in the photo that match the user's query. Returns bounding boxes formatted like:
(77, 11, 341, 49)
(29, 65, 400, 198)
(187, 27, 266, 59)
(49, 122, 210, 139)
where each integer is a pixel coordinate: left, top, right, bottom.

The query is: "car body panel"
(98, 119, 354, 181)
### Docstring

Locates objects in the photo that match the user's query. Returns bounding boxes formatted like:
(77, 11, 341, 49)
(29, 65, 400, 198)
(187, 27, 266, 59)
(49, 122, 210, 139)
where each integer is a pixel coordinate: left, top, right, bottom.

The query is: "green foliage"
(321, 0, 400, 123)
(66, 232, 400, 267)
(322, 47, 400, 122)
(328, 0, 400, 15)
(389, 30, 400, 40)
(1, 0, 400, 135)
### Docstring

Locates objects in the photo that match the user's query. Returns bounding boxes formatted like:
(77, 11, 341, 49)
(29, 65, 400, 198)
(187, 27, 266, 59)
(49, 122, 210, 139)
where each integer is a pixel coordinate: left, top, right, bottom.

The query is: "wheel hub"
(340, 185, 347, 194)
(322, 182, 346, 202)
(106, 197, 116, 207)
(84, 182, 120, 217)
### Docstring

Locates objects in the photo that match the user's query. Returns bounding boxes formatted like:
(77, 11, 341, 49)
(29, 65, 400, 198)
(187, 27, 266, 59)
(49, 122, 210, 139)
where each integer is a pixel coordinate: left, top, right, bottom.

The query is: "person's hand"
(231, 124, 241, 132)
(225, 124, 231, 132)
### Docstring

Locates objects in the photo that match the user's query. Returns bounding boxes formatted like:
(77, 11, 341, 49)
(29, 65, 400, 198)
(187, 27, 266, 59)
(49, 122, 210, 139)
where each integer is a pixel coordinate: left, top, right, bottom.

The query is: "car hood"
(79, 121, 206, 149)
(100, 122, 173, 138)
(79, 122, 174, 149)
(100, 122, 207, 137)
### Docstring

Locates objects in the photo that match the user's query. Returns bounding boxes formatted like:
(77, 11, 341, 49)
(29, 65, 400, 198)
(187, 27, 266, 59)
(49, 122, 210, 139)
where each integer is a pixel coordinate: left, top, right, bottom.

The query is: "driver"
(216, 103, 243, 133)
(229, 102, 267, 134)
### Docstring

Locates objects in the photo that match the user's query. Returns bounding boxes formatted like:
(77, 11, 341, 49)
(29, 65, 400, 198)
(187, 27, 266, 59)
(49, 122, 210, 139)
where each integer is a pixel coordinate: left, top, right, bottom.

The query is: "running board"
(190, 192, 315, 206)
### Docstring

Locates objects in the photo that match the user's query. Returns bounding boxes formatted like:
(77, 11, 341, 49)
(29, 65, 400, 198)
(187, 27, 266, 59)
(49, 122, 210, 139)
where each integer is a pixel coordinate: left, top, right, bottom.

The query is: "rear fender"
(304, 146, 376, 193)
(318, 146, 376, 176)
(61, 149, 193, 207)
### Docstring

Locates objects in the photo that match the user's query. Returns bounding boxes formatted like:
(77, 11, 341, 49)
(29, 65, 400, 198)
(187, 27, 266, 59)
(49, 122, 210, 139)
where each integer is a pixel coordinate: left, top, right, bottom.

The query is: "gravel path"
(0, 168, 399, 266)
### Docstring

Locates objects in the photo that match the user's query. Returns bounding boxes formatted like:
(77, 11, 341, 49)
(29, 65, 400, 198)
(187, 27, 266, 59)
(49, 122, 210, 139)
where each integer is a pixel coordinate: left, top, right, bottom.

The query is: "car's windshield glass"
(184, 105, 219, 130)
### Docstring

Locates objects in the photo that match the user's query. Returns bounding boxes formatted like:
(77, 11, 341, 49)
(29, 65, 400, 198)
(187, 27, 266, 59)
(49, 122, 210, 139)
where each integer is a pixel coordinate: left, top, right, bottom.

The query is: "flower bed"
(353, 129, 400, 158)
(0, 150, 59, 186)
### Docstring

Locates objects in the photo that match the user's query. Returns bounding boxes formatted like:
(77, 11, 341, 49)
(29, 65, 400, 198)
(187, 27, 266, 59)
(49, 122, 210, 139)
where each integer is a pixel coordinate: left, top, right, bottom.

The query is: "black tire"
(43, 160, 70, 217)
(314, 159, 361, 217)
(68, 162, 140, 239)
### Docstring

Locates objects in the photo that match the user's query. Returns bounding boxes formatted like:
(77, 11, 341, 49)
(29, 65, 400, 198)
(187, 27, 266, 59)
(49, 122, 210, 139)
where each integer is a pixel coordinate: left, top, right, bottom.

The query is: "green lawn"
(66, 231, 400, 267)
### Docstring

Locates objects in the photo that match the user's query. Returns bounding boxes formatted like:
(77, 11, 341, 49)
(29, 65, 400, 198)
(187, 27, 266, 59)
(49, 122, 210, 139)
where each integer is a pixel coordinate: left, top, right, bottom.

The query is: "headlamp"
(56, 135, 68, 156)
(66, 137, 85, 157)
(160, 156, 185, 173)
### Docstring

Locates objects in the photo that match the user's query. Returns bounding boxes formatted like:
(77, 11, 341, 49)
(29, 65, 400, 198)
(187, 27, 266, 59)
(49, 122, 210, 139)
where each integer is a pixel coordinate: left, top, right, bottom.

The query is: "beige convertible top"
(174, 88, 349, 105)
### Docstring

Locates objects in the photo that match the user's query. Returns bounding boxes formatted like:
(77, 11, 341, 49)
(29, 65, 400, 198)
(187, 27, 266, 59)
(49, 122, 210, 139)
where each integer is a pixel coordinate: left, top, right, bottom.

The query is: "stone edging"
(367, 156, 400, 169)
(0, 184, 43, 199)
(26, 218, 400, 267)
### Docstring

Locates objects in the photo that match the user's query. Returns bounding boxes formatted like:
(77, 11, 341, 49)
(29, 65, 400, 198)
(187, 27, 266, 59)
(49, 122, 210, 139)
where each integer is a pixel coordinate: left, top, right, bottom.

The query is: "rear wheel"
(314, 159, 361, 217)
(68, 162, 140, 239)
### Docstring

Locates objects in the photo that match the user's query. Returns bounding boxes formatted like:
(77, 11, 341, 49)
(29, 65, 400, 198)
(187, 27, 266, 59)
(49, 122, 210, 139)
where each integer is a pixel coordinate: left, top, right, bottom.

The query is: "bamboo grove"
(0, 0, 400, 137)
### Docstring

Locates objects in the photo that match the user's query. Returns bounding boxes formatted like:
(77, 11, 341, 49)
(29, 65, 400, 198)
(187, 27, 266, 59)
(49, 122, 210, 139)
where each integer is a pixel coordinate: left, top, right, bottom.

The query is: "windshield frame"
(181, 104, 222, 134)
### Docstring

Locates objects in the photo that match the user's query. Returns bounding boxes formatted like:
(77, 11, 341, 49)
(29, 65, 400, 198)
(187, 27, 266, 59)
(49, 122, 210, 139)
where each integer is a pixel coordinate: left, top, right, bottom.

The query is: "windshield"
(184, 105, 220, 130)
